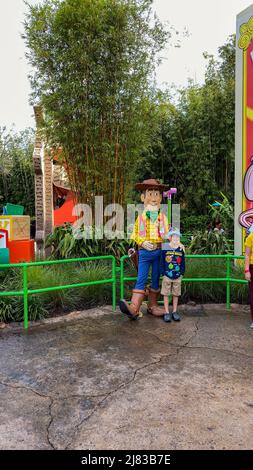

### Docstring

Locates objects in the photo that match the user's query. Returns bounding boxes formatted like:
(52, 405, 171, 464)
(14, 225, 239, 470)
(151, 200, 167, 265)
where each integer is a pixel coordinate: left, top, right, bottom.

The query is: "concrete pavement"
(0, 304, 252, 450)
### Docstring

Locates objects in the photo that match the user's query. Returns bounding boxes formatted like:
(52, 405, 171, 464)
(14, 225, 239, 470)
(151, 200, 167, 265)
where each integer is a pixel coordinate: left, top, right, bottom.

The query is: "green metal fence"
(0, 256, 116, 330)
(120, 254, 247, 310)
(0, 254, 248, 330)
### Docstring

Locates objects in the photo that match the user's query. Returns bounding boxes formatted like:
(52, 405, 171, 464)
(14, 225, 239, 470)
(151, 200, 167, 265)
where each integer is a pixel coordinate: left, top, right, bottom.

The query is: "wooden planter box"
(0, 216, 30, 241)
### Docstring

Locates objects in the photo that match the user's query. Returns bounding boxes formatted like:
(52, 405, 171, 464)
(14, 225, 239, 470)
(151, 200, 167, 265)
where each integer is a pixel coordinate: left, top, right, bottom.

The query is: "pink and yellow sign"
(238, 17, 253, 232)
(235, 7, 253, 255)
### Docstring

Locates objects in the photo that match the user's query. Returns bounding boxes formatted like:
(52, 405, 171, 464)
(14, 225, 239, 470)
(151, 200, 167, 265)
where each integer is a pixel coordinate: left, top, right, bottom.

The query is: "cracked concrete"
(0, 304, 253, 450)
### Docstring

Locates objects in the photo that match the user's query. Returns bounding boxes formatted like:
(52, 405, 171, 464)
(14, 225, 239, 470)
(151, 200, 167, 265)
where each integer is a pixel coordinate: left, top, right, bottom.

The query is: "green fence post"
(23, 264, 29, 329)
(112, 257, 116, 310)
(226, 255, 231, 311)
(120, 257, 124, 300)
(168, 198, 171, 228)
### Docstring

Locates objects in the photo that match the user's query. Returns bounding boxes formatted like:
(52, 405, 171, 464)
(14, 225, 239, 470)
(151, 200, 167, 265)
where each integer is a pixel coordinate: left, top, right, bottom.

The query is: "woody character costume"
(119, 179, 169, 319)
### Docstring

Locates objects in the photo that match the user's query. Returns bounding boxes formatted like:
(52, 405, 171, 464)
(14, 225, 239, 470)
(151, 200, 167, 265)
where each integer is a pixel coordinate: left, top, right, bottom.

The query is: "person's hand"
(245, 271, 251, 281)
(142, 241, 154, 251)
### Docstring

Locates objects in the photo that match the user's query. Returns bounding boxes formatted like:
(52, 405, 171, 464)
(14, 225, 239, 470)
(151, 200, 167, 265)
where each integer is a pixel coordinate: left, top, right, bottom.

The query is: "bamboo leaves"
(23, 0, 169, 206)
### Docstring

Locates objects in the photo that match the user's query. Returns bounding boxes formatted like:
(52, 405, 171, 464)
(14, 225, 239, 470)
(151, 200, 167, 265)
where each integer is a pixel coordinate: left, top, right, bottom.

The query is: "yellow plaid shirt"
(131, 212, 169, 246)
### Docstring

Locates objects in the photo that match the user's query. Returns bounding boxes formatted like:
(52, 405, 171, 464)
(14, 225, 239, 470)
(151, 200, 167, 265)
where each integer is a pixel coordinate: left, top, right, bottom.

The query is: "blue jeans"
(135, 249, 161, 291)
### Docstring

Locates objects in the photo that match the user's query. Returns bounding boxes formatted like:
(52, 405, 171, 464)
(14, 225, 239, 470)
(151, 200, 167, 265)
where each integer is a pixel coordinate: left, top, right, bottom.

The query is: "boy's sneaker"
(172, 311, 181, 321)
(250, 322, 253, 329)
(164, 313, 172, 322)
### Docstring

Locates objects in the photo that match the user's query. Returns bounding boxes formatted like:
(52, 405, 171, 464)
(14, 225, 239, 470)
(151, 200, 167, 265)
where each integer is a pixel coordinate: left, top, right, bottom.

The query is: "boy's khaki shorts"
(161, 276, 182, 297)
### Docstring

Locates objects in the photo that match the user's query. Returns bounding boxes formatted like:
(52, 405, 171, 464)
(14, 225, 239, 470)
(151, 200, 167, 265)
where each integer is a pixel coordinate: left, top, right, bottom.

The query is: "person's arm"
(130, 217, 145, 246)
(245, 246, 251, 281)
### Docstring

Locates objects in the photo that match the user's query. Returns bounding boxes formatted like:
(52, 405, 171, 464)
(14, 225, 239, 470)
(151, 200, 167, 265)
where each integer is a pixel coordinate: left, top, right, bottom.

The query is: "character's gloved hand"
(142, 241, 154, 251)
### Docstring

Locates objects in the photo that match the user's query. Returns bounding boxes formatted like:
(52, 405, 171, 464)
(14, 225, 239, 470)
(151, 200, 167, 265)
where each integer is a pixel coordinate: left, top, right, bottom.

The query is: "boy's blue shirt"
(161, 242, 185, 280)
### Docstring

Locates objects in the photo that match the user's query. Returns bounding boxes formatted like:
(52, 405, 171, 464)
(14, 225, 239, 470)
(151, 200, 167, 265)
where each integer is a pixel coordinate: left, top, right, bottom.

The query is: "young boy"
(161, 228, 185, 322)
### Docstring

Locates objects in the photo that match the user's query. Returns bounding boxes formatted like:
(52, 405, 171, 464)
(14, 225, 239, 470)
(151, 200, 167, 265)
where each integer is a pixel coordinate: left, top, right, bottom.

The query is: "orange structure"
(8, 240, 35, 264)
(54, 191, 77, 226)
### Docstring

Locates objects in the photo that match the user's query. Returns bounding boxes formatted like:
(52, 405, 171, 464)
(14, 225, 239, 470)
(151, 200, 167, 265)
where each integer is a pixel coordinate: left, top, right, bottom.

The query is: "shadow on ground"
(0, 304, 252, 450)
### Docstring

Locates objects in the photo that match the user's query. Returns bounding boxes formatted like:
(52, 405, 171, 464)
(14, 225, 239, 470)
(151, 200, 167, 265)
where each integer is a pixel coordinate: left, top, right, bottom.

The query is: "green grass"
(123, 258, 248, 304)
(0, 261, 113, 323)
(182, 258, 248, 303)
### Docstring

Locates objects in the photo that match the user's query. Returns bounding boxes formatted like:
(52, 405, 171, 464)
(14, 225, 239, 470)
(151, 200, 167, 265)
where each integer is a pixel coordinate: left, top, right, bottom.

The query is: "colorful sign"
(0, 217, 11, 240)
(235, 5, 253, 255)
(0, 229, 8, 249)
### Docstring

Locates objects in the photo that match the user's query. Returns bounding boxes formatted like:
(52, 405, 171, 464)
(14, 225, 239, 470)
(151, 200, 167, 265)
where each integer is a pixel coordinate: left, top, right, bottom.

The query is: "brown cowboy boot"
(119, 289, 145, 320)
(147, 288, 164, 316)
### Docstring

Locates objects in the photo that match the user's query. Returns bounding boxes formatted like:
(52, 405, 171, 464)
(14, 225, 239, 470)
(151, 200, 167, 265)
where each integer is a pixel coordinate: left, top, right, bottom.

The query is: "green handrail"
(0, 253, 248, 330)
(0, 255, 116, 329)
(23, 264, 28, 330)
(226, 256, 231, 310)
(119, 254, 247, 311)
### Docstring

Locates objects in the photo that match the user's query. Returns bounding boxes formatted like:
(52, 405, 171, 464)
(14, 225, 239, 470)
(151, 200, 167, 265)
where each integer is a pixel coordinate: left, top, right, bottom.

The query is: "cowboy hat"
(135, 179, 169, 192)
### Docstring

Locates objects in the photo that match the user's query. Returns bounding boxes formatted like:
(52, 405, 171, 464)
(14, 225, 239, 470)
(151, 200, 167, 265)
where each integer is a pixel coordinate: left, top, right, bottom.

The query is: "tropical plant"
(188, 230, 232, 254)
(209, 192, 234, 237)
(45, 223, 131, 261)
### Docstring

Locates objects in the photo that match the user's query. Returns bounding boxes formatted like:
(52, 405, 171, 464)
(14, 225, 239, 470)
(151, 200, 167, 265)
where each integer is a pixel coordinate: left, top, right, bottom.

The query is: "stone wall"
(43, 150, 53, 257)
(33, 106, 53, 257)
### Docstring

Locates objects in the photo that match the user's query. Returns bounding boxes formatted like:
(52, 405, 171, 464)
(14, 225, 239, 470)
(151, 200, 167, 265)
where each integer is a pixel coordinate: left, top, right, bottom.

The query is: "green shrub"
(209, 192, 234, 237)
(123, 257, 248, 304)
(183, 258, 248, 303)
(0, 295, 48, 323)
(188, 230, 232, 254)
(183, 258, 222, 303)
(181, 214, 210, 234)
(180, 194, 234, 240)
(0, 261, 113, 323)
(0, 297, 19, 323)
